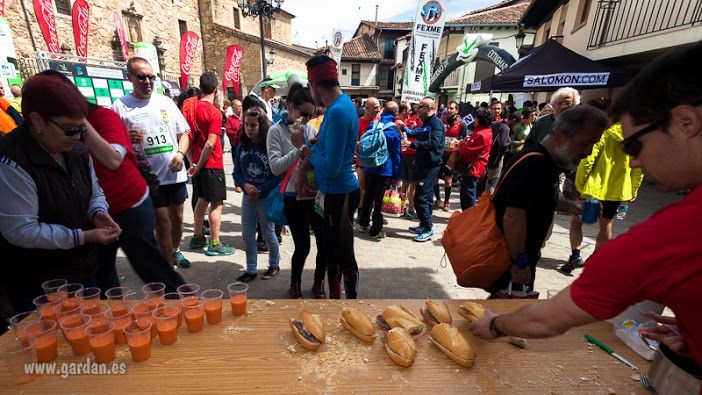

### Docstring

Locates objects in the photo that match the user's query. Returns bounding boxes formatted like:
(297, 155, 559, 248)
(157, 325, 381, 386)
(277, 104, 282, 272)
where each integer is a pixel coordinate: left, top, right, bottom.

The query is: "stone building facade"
(6, 0, 312, 96)
(7, 0, 204, 82)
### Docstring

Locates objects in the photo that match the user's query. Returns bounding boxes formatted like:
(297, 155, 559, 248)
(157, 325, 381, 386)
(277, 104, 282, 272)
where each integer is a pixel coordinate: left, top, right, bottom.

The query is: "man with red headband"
(299, 55, 360, 299)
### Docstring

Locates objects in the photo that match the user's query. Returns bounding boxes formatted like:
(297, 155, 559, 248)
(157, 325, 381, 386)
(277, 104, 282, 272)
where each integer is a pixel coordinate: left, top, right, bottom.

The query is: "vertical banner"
(330, 30, 343, 73)
(401, 0, 446, 103)
(113, 11, 129, 60)
(0, 0, 5, 17)
(223, 45, 243, 98)
(33, 0, 60, 53)
(72, 0, 90, 58)
(179, 31, 199, 90)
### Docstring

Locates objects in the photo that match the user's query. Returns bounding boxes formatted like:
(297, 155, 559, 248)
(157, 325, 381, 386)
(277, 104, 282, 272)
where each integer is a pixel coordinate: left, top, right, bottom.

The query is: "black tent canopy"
(468, 39, 635, 93)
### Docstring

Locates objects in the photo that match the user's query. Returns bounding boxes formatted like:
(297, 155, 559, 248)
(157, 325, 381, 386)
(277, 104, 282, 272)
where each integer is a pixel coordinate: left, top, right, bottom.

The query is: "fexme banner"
(330, 30, 343, 73)
(523, 72, 610, 88)
(72, 0, 90, 58)
(401, 0, 446, 103)
(113, 11, 129, 60)
(33, 0, 60, 53)
(179, 31, 199, 89)
(223, 45, 243, 98)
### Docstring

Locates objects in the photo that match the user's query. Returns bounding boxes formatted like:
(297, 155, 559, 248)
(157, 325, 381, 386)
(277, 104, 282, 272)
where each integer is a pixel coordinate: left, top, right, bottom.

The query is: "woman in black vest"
(0, 74, 122, 313)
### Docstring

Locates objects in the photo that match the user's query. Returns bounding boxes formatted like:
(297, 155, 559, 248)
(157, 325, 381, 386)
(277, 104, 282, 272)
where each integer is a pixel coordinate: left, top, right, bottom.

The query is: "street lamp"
(267, 48, 276, 65)
(515, 28, 526, 50)
(237, 0, 284, 78)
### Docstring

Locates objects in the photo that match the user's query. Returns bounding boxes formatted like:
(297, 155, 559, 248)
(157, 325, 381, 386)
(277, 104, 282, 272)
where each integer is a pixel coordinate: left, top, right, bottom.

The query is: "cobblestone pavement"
(116, 153, 681, 300)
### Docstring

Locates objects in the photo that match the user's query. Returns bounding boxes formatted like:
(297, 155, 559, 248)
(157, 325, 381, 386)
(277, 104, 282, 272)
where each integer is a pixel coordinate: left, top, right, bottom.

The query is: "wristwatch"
(489, 317, 506, 338)
(512, 250, 529, 269)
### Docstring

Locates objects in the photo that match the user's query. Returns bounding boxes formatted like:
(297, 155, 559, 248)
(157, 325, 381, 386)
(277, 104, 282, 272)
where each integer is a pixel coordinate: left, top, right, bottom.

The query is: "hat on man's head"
(260, 78, 280, 89)
(242, 93, 267, 113)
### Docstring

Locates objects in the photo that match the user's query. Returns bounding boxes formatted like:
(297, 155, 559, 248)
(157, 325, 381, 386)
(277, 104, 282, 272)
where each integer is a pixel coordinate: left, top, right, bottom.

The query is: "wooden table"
(0, 300, 650, 394)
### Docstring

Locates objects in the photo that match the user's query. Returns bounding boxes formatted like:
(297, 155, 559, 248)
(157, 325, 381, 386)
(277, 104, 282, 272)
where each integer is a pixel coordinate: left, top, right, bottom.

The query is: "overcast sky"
(284, 0, 499, 48)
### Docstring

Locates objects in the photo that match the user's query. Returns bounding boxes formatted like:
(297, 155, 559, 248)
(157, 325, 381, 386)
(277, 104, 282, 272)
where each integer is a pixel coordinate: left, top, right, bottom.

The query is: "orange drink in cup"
(76, 287, 101, 315)
(227, 282, 248, 316)
(153, 306, 179, 345)
(201, 289, 224, 325)
(57, 283, 83, 308)
(123, 320, 152, 362)
(22, 320, 58, 363)
(142, 282, 166, 307)
(181, 296, 205, 333)
(9, 311, 40, 340)
(33, 294, 63, 322)
(177, 283, 200, 298)
(81, 304, 110, 328)
(105, 287, 131, 317)
(59, 314, 91, 356)
(85, 321, 115, 363)
(41, 278, 68, 295)
(108, 309, 131, 345)
(160, 292, 183, 327)
(0, 337, 37, 384)
(132, 301, 158, 339)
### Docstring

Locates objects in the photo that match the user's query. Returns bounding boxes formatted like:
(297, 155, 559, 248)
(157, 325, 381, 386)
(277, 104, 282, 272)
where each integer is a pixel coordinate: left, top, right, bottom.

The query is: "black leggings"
(284, 198, 325, 284)
(321, 189, 360, 275)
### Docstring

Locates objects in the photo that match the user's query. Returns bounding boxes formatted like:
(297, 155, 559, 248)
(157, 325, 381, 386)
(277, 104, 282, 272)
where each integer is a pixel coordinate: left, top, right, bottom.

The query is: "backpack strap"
(491, 151, 545, 199)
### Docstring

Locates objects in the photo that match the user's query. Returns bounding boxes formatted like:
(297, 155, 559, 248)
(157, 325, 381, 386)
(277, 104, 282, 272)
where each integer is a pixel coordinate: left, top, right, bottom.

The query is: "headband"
(307, 60, 338, 84)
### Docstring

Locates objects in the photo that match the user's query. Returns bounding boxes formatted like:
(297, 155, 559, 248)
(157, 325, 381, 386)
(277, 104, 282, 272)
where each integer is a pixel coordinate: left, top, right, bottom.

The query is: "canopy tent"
(252, 70, 307, 97)
(468, 39, 635, 93)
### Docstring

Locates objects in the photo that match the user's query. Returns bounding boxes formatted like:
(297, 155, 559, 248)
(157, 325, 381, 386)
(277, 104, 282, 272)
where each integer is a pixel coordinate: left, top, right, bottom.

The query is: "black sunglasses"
(300, 111, 314, 118)
(48, 118, 87, 137)
(620, 118, 666, 157)
(131, 72, 156, 82)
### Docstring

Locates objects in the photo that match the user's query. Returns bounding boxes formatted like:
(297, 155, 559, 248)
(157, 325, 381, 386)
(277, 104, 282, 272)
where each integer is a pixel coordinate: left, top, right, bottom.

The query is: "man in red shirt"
(470, 43, 702, 380)
(356, 97, 381, 214)
(175, 73, 234, 256)
(451, 107, 491, 210)
(435, 101, 466, 211)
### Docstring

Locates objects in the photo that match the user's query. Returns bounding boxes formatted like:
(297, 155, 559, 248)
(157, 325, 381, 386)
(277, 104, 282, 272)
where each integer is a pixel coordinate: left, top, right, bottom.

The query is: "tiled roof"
(342, 34, 381, 61)
(291, 44, 317, 56)
(361, 21, 414, 30)
(447, 0, 530, 25)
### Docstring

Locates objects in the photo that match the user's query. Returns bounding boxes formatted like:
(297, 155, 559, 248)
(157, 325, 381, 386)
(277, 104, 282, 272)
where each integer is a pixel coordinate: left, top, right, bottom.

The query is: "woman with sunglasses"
(266, 83, 326, 299)
(0, 74, 122, 312)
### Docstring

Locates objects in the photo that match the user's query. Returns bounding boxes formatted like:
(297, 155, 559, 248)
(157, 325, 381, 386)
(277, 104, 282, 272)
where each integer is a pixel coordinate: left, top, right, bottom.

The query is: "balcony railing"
(587, 0, 702, 49)
(441, 67, 460, 88)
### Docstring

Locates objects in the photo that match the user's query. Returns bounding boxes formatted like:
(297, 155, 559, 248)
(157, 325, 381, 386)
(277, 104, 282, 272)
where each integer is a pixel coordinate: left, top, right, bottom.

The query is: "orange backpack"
(441, 152, 543, 288)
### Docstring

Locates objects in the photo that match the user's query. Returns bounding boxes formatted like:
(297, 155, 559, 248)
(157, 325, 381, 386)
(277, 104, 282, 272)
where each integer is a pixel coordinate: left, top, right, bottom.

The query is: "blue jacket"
(406, 114, 445, 168)
(233, 144, 281, 199)
(309, 94, 359, 194)
(364, 114, 401, 179)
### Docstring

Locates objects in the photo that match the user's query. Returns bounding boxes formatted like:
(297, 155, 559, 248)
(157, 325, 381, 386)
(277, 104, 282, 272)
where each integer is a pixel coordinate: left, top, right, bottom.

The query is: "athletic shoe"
(408, 225, 425, 234)
(189, 235, 207, 250)
(382, 218, 388, 225)
(558, 255, 583, 275)
(236, 272, 257, 283)
(442, 203, 451, 212)
(413, 230, 434, 242)
(433, 199, 443, 209)
(356, 224, 369, 232)
(205, 243, 235, 256)
(369, 230, 386, 239)
(262, 267, 280, 280)
(174, 251, 191, 268)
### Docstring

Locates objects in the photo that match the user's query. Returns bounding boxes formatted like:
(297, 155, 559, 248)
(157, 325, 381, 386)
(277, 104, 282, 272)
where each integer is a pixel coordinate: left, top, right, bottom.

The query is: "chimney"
(375, 4, 379, 23)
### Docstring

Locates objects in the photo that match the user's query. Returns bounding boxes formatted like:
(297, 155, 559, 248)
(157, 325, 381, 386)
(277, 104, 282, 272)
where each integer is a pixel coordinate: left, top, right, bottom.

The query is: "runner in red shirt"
(469, 43, 702, 379)
(355, 97, 381, 215)
(175, 73, 234, 256)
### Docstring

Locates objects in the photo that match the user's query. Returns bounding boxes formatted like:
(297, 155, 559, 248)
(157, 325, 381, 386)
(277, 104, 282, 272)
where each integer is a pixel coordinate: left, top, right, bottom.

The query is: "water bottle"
(581, 198, 601, 224)
(616, 203, 629, 220)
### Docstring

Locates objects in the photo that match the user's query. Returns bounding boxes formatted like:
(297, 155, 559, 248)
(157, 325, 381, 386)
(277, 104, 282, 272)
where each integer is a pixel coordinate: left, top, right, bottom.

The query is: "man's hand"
(568, 199, 583, 217)
(395, 120, 405, 129)
(188, 164, 200, 177)
(168, 153, 184, 172)
(469, 309, 498, 340)
(84, 225, 121, 245)
(511, 264, 532, 285)
(92, 211, 120, 233)
(244, 183, 259, 202)
(300, 146, 313, 158)
(290, 131, 305, 148)
(401, 139, 411, 148)
(128, 130, 144, 144)
(639, 312, 690, 357)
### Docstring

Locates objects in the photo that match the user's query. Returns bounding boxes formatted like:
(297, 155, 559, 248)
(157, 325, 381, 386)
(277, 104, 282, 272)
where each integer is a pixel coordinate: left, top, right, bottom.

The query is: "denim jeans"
(459, 175, 479, 210)
(96, 195, 185, 293)
(242, 197, 280, 274)
(414, 164, 441, 231)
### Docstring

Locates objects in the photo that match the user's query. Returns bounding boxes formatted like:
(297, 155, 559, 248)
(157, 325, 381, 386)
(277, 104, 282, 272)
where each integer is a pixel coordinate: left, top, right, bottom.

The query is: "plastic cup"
(85, 320, 115, 363)
(105, 287, 131, 317)
(132, 301, 158, 339)
(123, 320, 152, 362)
(21, 320, 58, 363)
(547, 289, 559, 300)
(59, 314, 92, 356)
(41, 278, 68, 295)
(181, 296, 205, 333)
(0, 337, 37, 384)
(80, 303, 110, 327)
(107, 309, 131, 345)
(153, 306, 179, 345)
(33, 294, 63, 323)
(227, 282, 248, 316)
(160, 292, 183, 327)
(57, 282, 84, 298)
(177, 283, 201, 298)
(76, 287, 102, 315)
(142, 282, 166, 307)
(201, 289, 224, 325)
(8, 311, 40, 338)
